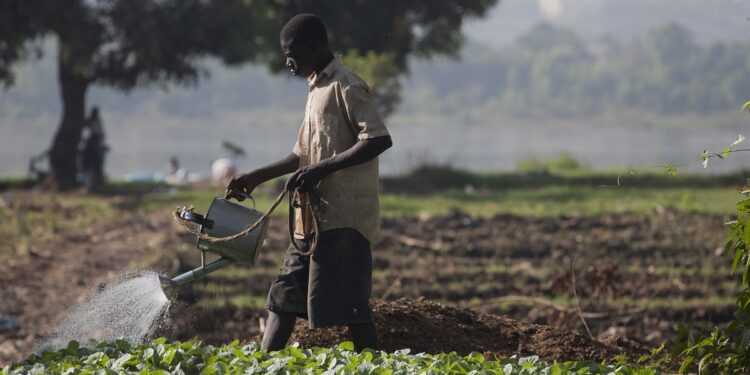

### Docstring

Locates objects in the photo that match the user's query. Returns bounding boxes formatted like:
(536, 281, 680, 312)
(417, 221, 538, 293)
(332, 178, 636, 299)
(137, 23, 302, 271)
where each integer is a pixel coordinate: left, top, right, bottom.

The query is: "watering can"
(159, 195, 269, 292)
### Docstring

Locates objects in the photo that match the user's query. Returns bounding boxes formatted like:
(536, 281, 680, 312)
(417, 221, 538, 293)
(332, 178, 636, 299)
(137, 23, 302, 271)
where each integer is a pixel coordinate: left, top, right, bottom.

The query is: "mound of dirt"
(282, 298, 649, 362)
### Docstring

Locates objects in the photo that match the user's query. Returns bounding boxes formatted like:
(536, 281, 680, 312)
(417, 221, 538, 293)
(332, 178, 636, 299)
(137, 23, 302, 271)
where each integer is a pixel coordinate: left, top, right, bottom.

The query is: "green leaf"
(66, 341, 80, 352)
(161, 348, 177, 367)
(112, 353, 132, 369)
(732, 247, 743, 273)
(665, 165, 678, 176)
(336, 342, 355, 351)
(741, 101, 750, 114)
(722, 134, 746, 158)
(698, 352, 714, 374)
(680, 355, 695, 373)
(142, 347, 155, 365)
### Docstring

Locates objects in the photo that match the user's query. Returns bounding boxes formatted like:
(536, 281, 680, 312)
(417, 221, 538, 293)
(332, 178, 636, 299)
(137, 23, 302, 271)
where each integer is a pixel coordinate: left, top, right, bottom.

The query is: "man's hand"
(285, 164, 327, 192)
(226, 172, 262, 201)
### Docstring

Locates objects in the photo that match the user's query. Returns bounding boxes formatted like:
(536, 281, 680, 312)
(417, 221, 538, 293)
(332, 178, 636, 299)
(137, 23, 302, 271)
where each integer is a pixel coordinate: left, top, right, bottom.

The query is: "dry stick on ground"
(380, 277, 402, 300)
(392, 234, 446, 252)
(571, 255, 595, 340)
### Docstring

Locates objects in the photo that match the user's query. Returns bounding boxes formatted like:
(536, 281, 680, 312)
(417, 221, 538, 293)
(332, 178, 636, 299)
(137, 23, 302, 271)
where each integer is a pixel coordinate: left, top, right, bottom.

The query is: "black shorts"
(266, 228, 374, 328)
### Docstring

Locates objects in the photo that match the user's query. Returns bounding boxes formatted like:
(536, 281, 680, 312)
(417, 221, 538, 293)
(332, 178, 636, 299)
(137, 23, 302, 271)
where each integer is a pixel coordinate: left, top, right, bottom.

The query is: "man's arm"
(287, 135, 392, 192)
(226, 152, 299, 200)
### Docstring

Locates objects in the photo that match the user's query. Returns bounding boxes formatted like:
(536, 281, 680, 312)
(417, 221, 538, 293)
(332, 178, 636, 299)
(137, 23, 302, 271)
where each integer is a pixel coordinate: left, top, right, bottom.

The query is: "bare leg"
(348, 322, 380, 352)
(261, 310, 297, 351)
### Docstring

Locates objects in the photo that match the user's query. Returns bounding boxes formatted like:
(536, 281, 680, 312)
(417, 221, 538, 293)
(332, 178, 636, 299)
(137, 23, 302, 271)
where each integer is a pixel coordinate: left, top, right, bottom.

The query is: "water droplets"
(38, 271, 170, 351)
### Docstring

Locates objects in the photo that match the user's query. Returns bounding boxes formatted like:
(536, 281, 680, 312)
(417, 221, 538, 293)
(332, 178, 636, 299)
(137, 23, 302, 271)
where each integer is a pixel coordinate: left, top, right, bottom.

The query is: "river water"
(1, 114, 747, 178)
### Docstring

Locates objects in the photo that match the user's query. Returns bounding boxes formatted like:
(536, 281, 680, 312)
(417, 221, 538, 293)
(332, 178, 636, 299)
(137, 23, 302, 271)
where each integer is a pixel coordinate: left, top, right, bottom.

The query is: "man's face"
(281, 38, 315, 78)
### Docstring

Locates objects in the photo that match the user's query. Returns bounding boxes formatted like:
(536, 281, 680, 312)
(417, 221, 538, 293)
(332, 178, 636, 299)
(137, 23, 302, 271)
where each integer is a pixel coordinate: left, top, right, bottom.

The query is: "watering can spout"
(163, 257, 235, 290)
(158, 274, 177, 297)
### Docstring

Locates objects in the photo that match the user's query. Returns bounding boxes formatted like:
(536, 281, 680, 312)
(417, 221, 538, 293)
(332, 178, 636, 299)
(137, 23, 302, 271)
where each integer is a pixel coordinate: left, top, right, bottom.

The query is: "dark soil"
(280, 298, 649, 363)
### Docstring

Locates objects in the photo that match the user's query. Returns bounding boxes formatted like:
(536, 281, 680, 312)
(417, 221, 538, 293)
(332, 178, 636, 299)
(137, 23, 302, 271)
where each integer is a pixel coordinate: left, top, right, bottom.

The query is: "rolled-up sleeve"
(342, 83, 390, 141)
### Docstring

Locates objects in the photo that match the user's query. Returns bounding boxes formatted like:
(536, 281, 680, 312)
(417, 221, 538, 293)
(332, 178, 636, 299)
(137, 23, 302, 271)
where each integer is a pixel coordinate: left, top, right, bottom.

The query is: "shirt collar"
(307, 58, 341, 87)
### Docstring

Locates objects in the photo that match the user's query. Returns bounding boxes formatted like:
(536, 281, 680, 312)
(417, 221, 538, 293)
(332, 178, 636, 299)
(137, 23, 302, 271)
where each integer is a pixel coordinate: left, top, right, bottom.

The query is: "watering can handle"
(223, 192, 256, 208)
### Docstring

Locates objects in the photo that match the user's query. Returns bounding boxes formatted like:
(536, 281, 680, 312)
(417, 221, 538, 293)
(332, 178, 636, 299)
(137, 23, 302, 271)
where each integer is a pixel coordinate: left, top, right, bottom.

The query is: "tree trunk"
(44, 42, 89, 190)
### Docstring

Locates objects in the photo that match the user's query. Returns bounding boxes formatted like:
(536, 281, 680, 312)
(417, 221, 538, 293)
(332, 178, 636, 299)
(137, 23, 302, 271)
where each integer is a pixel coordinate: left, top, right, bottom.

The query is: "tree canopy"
(407, 22, 750, 118)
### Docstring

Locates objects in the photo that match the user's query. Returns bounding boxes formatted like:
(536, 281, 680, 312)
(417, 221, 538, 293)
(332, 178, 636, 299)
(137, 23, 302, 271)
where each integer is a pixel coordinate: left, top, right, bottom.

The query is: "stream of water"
(37, 271, 170, 351)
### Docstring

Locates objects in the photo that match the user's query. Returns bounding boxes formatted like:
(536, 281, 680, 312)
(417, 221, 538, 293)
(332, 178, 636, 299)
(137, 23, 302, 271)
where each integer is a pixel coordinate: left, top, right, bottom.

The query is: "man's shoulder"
(331, 62, 368, 91)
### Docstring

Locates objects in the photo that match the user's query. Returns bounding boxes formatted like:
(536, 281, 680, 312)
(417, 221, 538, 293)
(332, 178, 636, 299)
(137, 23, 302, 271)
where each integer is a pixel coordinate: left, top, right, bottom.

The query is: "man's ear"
(310, 42, 329, 57)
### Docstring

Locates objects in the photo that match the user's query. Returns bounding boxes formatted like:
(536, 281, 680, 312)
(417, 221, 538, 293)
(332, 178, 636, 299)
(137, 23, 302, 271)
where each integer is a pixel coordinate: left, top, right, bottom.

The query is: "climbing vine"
(671, 101, 750, 374)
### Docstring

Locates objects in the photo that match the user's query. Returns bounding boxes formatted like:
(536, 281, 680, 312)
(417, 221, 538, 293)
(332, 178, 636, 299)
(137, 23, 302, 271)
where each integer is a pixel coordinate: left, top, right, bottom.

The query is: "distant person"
(79, 106, 108, 189)
(211, 158, 237, 181)
(165, 156, 189, 184)
(166, 156, 180, 176)
(27, 149, 49, 183)
(225, 14, 392, 352)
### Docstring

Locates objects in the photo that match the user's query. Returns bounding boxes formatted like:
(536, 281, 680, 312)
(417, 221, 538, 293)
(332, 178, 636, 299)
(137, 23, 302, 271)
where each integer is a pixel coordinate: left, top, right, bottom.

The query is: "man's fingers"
(296, 171, 312, 190)
(285, 174, 295, 190)
(227, 191, 246, 202)
(299, 176, 311, 191)
(286, 170, 302, 191)
(226, 177, 240, 190)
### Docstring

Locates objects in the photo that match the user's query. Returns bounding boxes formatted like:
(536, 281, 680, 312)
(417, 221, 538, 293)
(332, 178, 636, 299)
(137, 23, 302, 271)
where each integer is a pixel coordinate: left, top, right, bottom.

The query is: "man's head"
(280, 14, 332, 77)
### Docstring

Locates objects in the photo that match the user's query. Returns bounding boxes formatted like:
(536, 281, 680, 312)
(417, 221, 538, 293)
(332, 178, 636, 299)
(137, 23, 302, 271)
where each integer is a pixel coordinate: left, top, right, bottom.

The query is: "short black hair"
(280, 14, 329, 47)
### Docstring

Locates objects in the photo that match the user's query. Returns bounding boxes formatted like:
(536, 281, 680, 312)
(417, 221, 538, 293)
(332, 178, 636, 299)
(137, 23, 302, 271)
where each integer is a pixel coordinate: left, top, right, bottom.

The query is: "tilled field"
(160, 208, 734, 348)
(0, 190, 736, 366)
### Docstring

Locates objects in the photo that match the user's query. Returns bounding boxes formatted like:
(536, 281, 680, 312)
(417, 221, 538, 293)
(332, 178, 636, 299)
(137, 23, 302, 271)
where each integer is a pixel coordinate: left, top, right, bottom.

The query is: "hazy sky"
(465, 0, 750, 47)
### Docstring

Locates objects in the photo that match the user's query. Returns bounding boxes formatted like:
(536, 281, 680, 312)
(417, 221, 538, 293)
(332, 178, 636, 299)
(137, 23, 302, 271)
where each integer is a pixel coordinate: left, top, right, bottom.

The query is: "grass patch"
(130, 172, 742, 218)
(0, 177, 32, 191)
(380, 186, 739, 217)
(0, 192, 118, 255)
(2, 168, 741, 258)
(385, 165, 750, 192)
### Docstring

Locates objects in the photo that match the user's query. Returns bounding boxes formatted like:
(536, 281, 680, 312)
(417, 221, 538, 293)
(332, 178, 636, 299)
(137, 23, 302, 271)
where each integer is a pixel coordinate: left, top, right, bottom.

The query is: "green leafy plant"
(671, 102, 750, 374)
(2, 338, 657, 374)
(672, 187, 750, 374)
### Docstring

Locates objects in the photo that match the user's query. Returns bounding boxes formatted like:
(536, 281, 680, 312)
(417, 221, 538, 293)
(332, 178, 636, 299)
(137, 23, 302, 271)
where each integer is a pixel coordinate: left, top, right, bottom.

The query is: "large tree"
(1, 0, 498, 190)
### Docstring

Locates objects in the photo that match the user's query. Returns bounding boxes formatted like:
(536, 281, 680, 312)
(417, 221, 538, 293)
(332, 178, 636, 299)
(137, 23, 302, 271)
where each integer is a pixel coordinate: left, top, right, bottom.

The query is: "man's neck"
(313, 52, 335, 74)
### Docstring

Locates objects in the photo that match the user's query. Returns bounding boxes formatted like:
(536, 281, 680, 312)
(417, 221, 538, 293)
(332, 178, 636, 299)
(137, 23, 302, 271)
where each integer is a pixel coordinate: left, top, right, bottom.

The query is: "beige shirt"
(291, 58, 390, 244)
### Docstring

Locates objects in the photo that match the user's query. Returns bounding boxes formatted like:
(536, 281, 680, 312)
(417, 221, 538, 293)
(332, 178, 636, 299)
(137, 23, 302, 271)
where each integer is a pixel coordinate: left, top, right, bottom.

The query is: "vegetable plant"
(3, 338, 656, 375)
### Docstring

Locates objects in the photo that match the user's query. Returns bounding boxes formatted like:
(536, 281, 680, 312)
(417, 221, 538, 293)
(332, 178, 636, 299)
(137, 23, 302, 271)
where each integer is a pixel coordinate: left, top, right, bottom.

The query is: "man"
(226, 14, 392, 352)
(79, 106, 108, 189)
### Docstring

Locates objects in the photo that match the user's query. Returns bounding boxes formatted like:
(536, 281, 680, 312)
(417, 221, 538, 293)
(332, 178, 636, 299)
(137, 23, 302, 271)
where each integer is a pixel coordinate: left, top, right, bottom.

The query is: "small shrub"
(516, 152, 585, 174)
